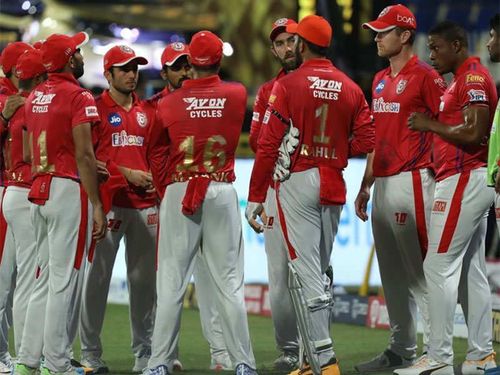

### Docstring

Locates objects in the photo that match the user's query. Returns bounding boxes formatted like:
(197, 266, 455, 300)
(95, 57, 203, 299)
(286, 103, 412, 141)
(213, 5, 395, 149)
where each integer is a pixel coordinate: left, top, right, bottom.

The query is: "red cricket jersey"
(249, 58, 374, 203)
(145, 87, 171, 198)
(0, 77, 18, 187)
(371, 56, 446, 177)
(94, 90, 157, 209)
(433, 57, 498, 181)
(25, 73, 100, 181)
(249, 69, 286, 153)
(155, 75, 246, 186)
(4, 92, 31, 187)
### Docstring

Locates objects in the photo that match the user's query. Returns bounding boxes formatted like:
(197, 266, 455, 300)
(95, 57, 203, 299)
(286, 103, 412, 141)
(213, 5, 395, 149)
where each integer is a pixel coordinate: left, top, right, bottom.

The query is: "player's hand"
(96, 160, 109, 183)
(408, 112, 431, 132)
(354, 186, 371, 222)
(495, 170, 500, 194)
(92, 204, 107, 241)
(2, 94, 25, 120)
(245, 201, 265, 233)
(127, 169, 153, 188)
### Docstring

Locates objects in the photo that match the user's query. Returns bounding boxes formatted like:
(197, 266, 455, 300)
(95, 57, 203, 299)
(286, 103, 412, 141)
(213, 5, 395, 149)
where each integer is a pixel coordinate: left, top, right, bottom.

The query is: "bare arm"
(408, 105, 490, 146)
(73, 122, 106, 240)
(23, 129, 31, 163)
(354, 151, 375, 222)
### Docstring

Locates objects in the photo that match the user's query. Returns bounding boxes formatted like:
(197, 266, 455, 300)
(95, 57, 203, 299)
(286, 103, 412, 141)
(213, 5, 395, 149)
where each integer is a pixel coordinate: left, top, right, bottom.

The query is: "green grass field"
(22, 304, 495, 375)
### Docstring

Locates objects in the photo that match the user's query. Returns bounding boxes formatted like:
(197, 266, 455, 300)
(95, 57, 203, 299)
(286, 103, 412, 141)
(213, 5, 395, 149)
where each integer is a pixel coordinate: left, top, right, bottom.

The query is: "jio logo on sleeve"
(108, 112, 122, 127)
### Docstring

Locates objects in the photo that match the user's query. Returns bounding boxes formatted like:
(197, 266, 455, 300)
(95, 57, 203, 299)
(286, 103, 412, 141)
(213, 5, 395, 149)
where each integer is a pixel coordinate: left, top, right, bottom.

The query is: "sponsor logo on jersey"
(465, 74, 485, 84)
(375, 79, 385, 94)
(268, 94, 276, 104)
(467, 89, 487, 102)
(252, 111, 260, 122)
(111, 130, 144, 147)
(263, 109, 271, 124)
(307, 76, 342, 100)
(85, 106, 98, 117)
(396, 79, 407, 94)
(183, 97, 226, 118)
(32, 91, 56, 105)
(108, 112, 122, 127)
(439, 98, 445, 112)
(136, 112, 147, 127)
(434, 77, 447, 90)
(372, 98, 400, 113)
(432, 200, 447, 212)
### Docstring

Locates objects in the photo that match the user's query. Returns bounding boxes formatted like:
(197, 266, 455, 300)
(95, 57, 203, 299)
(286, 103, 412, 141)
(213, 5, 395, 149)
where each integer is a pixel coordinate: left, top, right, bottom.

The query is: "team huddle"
(0, 4, 499, 375)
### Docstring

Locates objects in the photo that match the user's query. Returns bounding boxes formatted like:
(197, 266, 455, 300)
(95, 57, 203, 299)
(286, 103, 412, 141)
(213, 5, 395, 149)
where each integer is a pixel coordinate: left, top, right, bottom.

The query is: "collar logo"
(108, 112, 122, 127)
(396, 79, 408, 94)
(136, 112, 148, 127)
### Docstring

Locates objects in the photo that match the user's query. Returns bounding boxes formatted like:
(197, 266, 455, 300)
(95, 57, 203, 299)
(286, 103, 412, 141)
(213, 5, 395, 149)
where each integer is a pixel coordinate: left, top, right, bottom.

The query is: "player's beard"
(73, 60, 84, 79)
(280, 51, 301, 72)
(115, 84, 136, 95)
(172, 76, 189, 90)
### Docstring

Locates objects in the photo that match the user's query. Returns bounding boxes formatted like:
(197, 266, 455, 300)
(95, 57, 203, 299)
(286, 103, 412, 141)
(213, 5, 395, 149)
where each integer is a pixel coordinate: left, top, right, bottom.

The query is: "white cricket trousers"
(149, 181, 256, 372)
(495, 193, 500, 235)
(0, 186, 14, 363)
(18, 177, 91, 372)
(263, 185, 298, 354)
(2, 186, 37, 355)
(372, 169, 433, 358)
(275, 168, 342, 366)
(80, 205, 157, 360)
(425, 167, 494, 365)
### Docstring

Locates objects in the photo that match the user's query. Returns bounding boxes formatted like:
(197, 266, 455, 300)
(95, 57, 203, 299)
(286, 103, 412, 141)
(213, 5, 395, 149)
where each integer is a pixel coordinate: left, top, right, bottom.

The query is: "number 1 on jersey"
(313, 103, 330, 144)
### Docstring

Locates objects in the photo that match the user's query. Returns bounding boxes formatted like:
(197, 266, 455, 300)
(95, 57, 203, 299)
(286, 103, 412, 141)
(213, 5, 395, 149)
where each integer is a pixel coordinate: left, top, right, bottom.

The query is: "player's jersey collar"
(101, 89, 139, 108)
(47, 72, 81, 86)
(182, 74, 221, 88)
(301, 58, 333, 69)
(398, 55, 418, 76)
(455, 56, 481, 77)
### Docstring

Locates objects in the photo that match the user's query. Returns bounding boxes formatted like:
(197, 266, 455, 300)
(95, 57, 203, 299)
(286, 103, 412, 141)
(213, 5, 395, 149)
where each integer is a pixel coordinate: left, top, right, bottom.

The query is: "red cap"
(103, 45, 148, 71)
(286, 15, 332, 48)
(189, 31, 223, 67)
(0, 42, 33, 75)
(15, 48, 46, 80)
(161, 42, 190, 67)
(362, 4, 417, 32)
(41, 32, 89, 72)
(269, 18, 297, 41)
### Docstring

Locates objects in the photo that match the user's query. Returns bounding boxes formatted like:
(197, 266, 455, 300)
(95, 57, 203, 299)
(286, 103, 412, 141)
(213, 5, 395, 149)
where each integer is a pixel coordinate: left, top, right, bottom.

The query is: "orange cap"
(286, 15, 332, 48)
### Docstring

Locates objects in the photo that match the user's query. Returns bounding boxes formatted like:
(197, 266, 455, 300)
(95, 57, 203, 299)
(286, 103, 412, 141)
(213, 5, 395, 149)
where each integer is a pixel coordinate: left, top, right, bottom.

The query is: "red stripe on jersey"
(437, 171, 471, 253)
(0, 189, 6, 265)
(412, 170, 428, 258)
(74, 187, 88, 270)
(275, 183, 297, 260)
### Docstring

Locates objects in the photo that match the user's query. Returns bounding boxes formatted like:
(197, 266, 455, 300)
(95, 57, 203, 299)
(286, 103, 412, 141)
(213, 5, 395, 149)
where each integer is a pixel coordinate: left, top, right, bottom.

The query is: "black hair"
(490, 13, 500, 33)
(301, 37, 328, 57)
(395, 27, 416, 45)
(429, 20, 468, 48)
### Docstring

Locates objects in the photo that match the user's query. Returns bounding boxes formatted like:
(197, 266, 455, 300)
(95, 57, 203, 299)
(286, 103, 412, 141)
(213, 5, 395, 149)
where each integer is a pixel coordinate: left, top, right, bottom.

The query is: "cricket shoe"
(288, 357, 339, 375)
(12, 364, 38, 375)
(355, 349, 414, 373)
(461, 352, 497, 375)
(143, 365, 170, 375)
(133, 357, 150, 373)
(79, 357, 109, 375)
(172, 360, 183, 372)
(0, 359, 12, 374)
(235, 363, 258, 375)
(393, 355, 453, 375)
(40, 367, 86, 375)
(274, 351, 299, 372)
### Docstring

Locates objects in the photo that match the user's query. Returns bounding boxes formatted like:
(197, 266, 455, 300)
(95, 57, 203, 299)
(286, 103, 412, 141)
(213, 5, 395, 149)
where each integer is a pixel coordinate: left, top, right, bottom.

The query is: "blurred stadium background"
(2, 0, 500, 365)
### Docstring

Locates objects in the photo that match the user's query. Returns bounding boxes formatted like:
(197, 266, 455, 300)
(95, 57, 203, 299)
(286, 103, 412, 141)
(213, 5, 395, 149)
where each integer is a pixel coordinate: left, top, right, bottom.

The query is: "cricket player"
(0, 41, 32, 373)
(247, 15, 374, 374)
(486, 14, 500, 235)
(147, 42, 229, 371)
(146, 30, 257, 375)
(14, 32, 106, 375)
(79, 45, 157, 374)
(1, 47, 46, 361)
(396, 21, 498, 375)
(249, 17, 300, 372)
(354, 5, 445, 372)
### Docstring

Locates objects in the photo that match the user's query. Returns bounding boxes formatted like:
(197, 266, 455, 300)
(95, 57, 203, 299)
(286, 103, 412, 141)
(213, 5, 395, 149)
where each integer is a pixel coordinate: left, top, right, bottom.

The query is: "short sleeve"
(71, 90, 100, 127)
